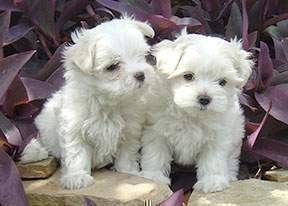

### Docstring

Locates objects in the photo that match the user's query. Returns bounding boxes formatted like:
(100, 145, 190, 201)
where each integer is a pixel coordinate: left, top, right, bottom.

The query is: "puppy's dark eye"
(219, 79, 227, 86)
(145, 54, 157, 66)
(183, 73, 195, 81)
(106, 63, 119, 72)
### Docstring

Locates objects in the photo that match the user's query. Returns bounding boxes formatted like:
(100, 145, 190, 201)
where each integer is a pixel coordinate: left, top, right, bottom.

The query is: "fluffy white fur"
(20, 17, 157, 189)
(140, 33, 254, 193)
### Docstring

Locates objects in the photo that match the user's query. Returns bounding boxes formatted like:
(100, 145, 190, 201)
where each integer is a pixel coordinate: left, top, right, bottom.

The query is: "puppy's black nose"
(134, 72, 145, 82)
(198, 95, 211, 106)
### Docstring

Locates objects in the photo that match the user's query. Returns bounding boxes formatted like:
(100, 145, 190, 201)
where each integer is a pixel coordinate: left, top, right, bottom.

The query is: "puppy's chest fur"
(155, 112, 219, 166)
(83, 95, 143, 154)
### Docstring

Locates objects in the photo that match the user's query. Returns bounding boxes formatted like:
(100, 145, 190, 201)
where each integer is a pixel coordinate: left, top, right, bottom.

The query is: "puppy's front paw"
(140, 171, 171, 185)
(193, 175, 229, 193)
(60, 172, 94, 190)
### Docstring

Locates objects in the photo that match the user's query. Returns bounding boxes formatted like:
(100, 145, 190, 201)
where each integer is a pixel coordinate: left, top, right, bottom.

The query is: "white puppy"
(140, 32, 254, 193)
(20, 17, 156, 189)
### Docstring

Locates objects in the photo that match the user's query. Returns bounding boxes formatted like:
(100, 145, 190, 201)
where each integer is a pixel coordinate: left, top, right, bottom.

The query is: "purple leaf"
(248, 138, 288, 167)
(35, 44, 65, 81)
(84, 197, 96, 206)
(247, 102, 271, 148)
(257, 42, 274, 89)
(0, 50, 35, 100)
(225, 2, 242, 40)
(272, 38, 288, 63)
(13, 120, 38, 155)
(255, 84, 288, 125)
(0, 148, 29, 206)
(160, 189, 184, 206)
(0, 0, 20, 11)
(2, 75, 28, 116)
(247, 31, 258, 49)
(0, 11, 11, 58)
(14, 103, 39, 120)
(271, 70, 288, 86)
(46, 65, 65, 90)
(241, 0, 249, 50)
(21, 77, 57, 102)
(151, 0, 172, 18)
(56, 0, 90, 35)
(0, 112, 22, 147)
(121, 0, 153, 13)
(239, 93, 258, 112)
(23, 0, 57, 44)
(96, 0, 150, 20)
(3, 22, 34, 46)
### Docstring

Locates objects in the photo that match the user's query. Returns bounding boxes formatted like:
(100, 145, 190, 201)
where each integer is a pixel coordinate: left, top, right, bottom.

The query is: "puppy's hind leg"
(20, 138, 49, 163)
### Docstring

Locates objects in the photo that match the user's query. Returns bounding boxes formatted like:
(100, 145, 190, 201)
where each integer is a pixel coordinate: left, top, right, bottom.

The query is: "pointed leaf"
(0, 0, 21, 11)
(96, 0, 149, 20)
(0, 11, 11, 57)
(249, 138, 288, 167)
(35, 44, 65, 81)
(241, 0, 249, 50)
(247, 31, 258, 49)
(21, 77, 56, 101)
(247, 102, 271, 148)
(271, 70, 288, 86)
(0, 112, 22, 147)
(151, 0, 172, 18)
(3, 22, 34, 46)
(84, 197, 96, 206)
(0, 148, 29, 206)
(160, 189, 184, 206)
(24, 0, 57, 42)
(257, 42, 274, 89)
(0, 50, 35, 100)
(225, 2, 242, 39)
(56, 0, 90, 34)
(255, 84, 288, 125)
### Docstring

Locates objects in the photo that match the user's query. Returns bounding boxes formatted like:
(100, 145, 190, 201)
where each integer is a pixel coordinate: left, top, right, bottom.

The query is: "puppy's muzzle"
(198, 95, 211, 106)
(134, 72, 145, 82)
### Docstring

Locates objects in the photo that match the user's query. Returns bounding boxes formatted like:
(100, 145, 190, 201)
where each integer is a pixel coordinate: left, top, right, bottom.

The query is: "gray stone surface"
(23, 169, 172, 206)
(189, 178, 288, 206)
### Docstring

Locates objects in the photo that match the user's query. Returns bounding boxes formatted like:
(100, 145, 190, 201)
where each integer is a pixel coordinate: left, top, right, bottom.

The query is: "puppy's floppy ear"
(63, 29, 96, 74)
(153, 40, 180, 77)
(122, 15, 155, 38)
(229, 39, 254, 87)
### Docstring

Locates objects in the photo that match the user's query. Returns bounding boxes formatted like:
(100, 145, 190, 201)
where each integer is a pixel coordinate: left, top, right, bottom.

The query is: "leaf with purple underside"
(159, 189, 184, 206)
(0, 11, 11, 57)
(247, 102, 271, 148)
(255, 84, 288, 125)
(257, 42, 274, 90)
(0, 148, 29, 206)
(0, 50, 35, 100)
(84, 197, 96, 206)
(151, 0, 172, 18)
(0, 112, 22, 148)
(3, 22, 34, 46)
(56, 0, 90, 35)
(247, 138, 288, 167)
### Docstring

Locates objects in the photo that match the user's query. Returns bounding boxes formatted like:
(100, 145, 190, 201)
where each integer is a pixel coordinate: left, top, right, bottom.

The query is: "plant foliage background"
(0, 0, 288, 205)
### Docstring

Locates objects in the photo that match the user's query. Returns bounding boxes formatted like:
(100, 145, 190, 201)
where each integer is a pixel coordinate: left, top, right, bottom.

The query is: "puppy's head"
(153, 33, 254, 114)
(63, 17, 156, 97)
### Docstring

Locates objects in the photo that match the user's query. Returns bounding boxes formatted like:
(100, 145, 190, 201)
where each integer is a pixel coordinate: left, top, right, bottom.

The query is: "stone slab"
(264, 169, 288, 182)
(23, 169, 172, 206)
(189, 178, 288, 206)
(17, 156, 58, 179)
